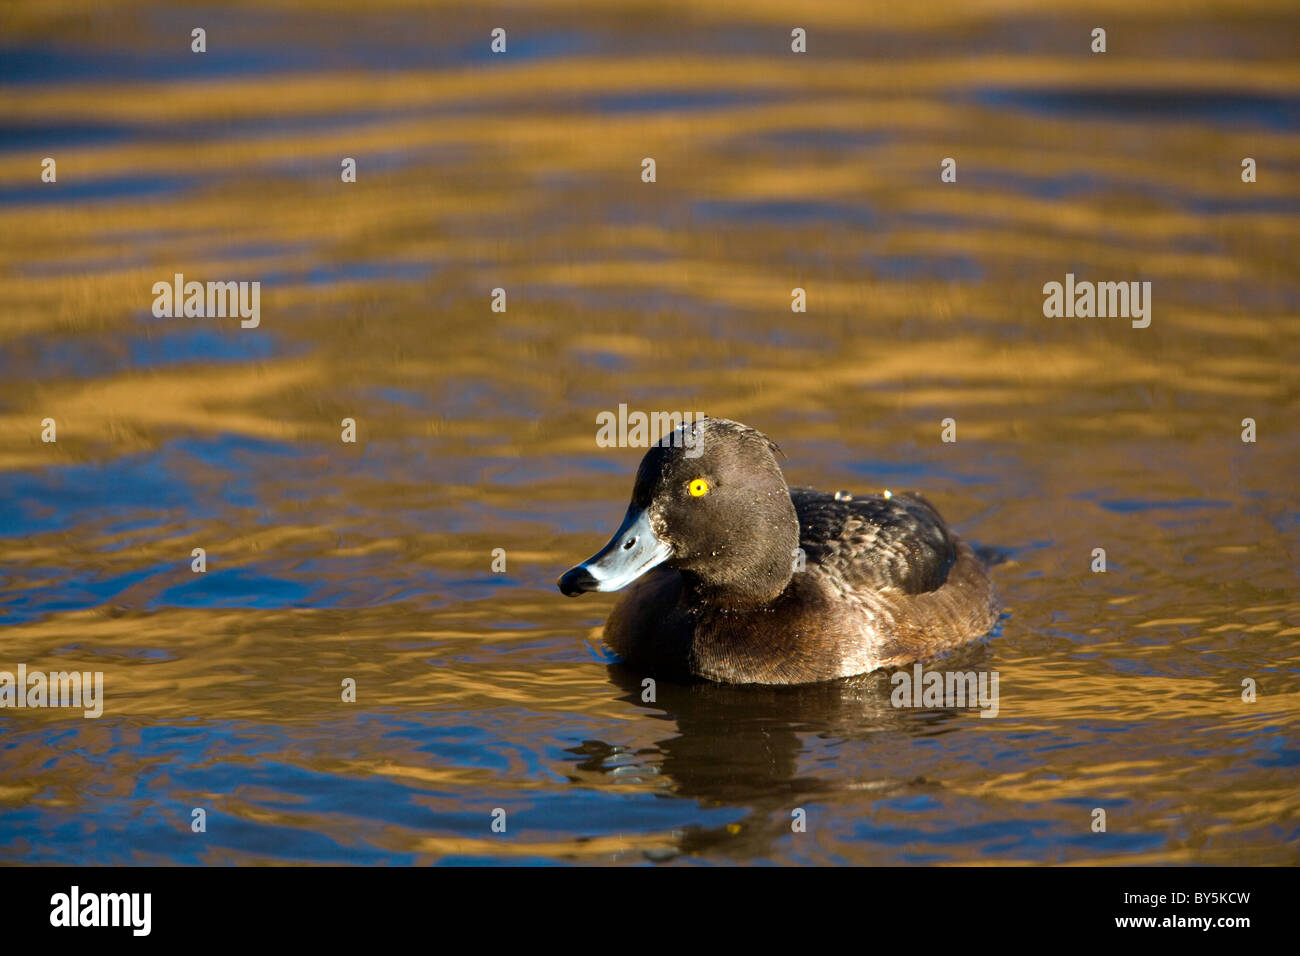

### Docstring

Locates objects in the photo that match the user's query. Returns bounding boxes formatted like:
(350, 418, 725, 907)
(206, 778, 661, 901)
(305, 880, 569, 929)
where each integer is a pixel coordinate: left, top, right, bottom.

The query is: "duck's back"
(785, 488, 998, 678)
(791, 487, 956, 594)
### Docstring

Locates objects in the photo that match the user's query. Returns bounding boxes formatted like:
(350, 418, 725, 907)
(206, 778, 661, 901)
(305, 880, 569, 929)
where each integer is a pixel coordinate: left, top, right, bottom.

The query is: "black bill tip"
(558, 565, 598, 597)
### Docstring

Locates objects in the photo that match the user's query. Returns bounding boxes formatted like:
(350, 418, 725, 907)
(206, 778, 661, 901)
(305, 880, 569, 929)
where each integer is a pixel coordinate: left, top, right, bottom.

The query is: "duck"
(557, 417, 998, 685)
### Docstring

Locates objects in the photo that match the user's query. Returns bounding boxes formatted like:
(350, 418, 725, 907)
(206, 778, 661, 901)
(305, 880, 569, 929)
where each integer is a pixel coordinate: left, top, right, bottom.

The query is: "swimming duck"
(558, 418, 998, 685)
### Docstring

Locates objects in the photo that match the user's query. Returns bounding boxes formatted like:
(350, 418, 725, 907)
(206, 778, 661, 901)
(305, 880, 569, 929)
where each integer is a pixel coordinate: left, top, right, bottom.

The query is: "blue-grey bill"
(558, 506, 673, 596)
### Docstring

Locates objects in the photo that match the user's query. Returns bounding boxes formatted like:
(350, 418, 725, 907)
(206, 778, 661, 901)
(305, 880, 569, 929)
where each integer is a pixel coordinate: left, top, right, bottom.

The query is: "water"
(0, 1, 1297, 865)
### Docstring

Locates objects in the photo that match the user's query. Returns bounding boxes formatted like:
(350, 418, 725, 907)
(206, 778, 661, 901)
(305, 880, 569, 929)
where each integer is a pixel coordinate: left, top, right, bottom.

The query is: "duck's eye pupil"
(623, 536, 637, 550)
(689, 479, 709, 497)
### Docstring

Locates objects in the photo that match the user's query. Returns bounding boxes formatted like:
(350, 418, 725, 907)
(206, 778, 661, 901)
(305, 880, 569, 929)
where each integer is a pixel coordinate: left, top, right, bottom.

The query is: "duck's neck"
(683, 566, 791, 611)
(682, 507, 799, 610)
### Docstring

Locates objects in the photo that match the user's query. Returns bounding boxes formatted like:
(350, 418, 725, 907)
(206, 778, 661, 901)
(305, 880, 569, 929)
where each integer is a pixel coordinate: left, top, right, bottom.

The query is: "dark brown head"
(558, 418, 800, 606)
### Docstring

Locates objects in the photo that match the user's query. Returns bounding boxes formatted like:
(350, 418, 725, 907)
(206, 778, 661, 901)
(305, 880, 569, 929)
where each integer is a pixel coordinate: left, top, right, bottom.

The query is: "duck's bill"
(558, 506, 673, 596)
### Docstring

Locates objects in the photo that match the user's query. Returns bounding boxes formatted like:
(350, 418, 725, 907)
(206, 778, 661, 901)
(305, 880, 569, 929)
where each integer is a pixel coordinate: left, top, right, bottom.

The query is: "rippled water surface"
(1, 1, 1297, 864)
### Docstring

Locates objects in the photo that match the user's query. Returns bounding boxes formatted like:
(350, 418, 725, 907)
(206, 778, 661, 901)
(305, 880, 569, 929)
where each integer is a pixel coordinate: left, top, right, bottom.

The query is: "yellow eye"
(689, 478, 710, 497)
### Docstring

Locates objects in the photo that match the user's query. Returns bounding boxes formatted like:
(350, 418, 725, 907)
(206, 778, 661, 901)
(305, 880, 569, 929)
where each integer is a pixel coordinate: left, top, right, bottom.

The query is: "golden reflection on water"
(0, 0, 1297, 863)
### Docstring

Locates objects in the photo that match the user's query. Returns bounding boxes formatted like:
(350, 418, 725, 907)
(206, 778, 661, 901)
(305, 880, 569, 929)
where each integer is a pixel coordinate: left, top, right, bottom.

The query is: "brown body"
(604, 489, 999, 684)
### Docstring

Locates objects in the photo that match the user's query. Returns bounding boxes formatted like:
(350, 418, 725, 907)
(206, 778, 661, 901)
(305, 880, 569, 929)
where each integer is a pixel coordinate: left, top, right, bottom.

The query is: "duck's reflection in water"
(565, 642, 996, 861)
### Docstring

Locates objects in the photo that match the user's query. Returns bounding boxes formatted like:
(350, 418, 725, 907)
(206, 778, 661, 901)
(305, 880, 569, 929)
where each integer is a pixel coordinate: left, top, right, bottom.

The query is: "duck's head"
(558, 418, 800, 604)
